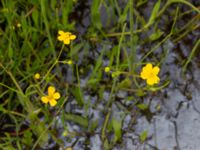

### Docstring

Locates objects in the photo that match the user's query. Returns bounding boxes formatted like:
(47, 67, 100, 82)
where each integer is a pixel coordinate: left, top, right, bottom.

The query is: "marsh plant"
(0, 0, 199, 149)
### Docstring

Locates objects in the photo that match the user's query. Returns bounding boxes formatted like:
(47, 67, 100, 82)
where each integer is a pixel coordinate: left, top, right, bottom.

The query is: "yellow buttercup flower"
(34, 73, 40, 80)
(140, 63, 160, 85)
(57, 30, 76, 45)
(41, 86, 61, 107)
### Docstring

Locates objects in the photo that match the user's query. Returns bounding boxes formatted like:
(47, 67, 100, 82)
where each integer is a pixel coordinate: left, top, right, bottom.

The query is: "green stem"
(170, 0, 200, 14)
(39, 44, 65, 85)
(101, 110, 111, 141)
(183, 39, 200, 73)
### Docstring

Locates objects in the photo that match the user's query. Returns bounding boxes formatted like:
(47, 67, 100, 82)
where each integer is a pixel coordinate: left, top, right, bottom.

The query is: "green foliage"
(22, 130, 33, 147)
(112, 118, 122, 142)
(137, 103, 148, 110)
(71, 86, 84, 106)
(139, 130, 148, 143)
(144, 0, 161, 28)
(0, 0, 198, 149)
(91, 0, 102, 29)
(64, 114, 89, 128)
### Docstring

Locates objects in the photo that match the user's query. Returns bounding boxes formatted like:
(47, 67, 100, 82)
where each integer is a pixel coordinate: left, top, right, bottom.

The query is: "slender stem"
(140, 33, 172, 63)
(101, 109, 111, 141)
(183, 39, 200, 73)
(39, 44, 65, 85)
(170, 0, 200, 14)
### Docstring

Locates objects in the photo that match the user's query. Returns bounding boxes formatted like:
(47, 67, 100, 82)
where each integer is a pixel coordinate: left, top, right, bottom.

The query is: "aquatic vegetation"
(41, 86, 61, 107)
(0, 0, 199, 149)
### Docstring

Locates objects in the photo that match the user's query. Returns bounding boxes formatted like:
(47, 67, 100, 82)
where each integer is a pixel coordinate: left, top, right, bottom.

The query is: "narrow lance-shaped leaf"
(112, 118, 122, 142)
(144, 0, 161, 28)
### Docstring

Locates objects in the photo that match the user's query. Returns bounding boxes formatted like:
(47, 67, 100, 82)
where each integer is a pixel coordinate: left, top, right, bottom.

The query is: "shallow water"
(41, 0, 200, 149)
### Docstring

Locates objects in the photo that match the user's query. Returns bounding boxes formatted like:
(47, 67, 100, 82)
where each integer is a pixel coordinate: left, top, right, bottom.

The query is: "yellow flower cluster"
(57, 30, 76, 45)
(41, 86, 61, 107)
(140, 63, 160, 85)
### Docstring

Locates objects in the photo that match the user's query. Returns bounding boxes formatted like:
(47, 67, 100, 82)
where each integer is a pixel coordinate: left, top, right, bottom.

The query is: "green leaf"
(32, 9, 39, 27)
(149, 29, 164, 41)
(136, 89, 146, 97)
(22, 130, 33, 146)
(140, 130, 148, 143)
(71, 86, 84, 106)
(137, 0, 148, 7)
(91, 0, 102, 29)
(137, 103, 148, 110)
(118, 78, 131, 89)
(145, 0, 161, 28)
(118, 3, 129, 23)
(112, 118, 122, 142)
(30, 121, 49, 146)
(64, 114, 89, 128)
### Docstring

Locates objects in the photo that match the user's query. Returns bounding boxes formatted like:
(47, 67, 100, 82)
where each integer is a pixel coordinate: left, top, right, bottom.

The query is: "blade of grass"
(40, 0, 55, 57)
(182, 39, 200, 73)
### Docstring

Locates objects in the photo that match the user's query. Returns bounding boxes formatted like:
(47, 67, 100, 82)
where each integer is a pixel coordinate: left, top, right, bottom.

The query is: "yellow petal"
(58, 30, 64, 35)
(147, 76, 160, 85)
(154, 76, 160, 83)
(70, 35, 76, 40)
(140, 70, 149, 79)
(153, 66, 160, 75)
(49, 99, 57, 107)
(65, 32, 71, 35)
(53, 92, 61, 99)
(145, 63, 153, 71)
(147, 78, 155, 85)
(57, 35, 63, 41)
(64, 39, 70, 45)
(48, 86, 55, 95)
(41, 96, 49, 103)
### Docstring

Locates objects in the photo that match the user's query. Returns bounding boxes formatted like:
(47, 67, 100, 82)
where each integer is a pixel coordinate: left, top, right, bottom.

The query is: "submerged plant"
(41, 86, 61, 107)
(140, 63, 160, 85)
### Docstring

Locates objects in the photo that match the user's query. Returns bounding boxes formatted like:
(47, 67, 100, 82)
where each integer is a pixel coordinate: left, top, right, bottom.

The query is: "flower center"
(148, 72, 155, 78)
(47, 94, 54, 101)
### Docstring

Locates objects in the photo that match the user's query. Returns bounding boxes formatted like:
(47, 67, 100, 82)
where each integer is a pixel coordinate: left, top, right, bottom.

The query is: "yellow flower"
(140, 63, 160, 85)
(104, 66, 110, 73)
(41, 86, 61, 107)
(57, 30, 76, 45)
(34, 73, 40, 80)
